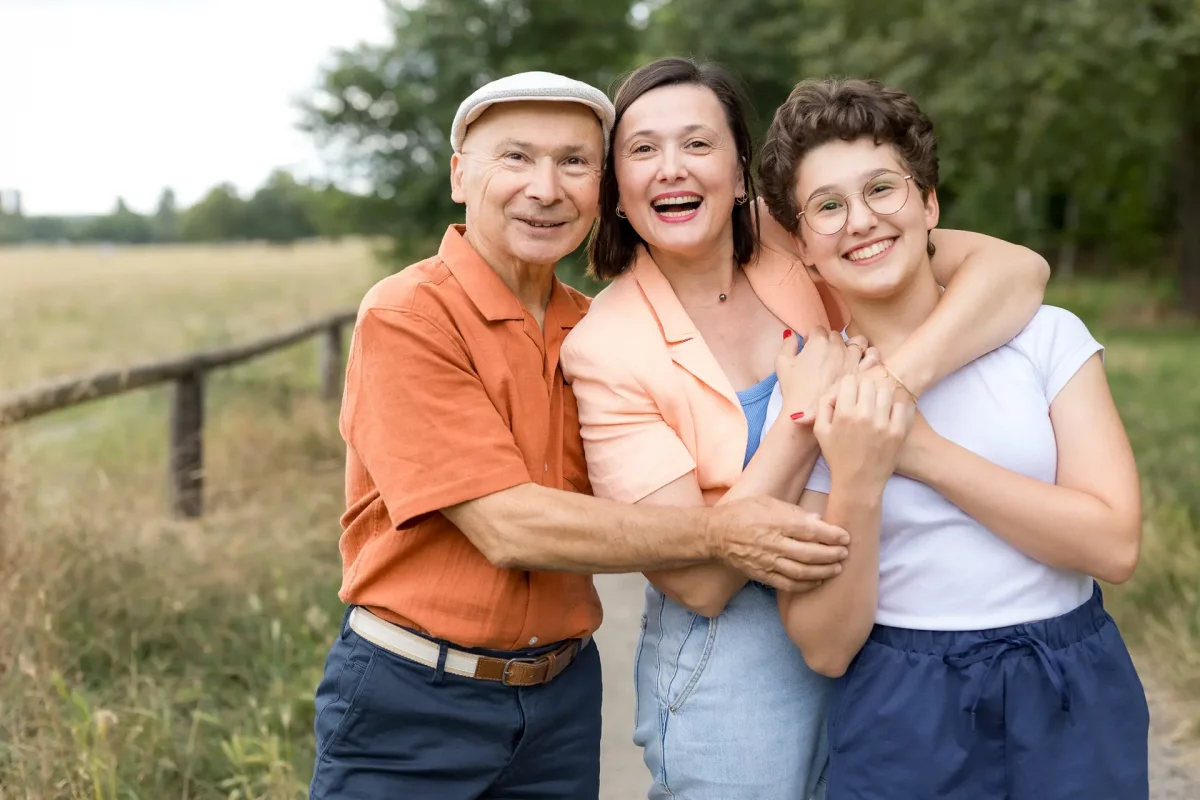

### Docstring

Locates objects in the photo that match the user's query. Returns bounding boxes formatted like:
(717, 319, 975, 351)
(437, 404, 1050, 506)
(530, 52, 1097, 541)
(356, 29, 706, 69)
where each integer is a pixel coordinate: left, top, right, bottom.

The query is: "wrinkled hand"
(814, 373, 915, 492)
(710, 496, 850, 593)
(776, 326, 869, 424)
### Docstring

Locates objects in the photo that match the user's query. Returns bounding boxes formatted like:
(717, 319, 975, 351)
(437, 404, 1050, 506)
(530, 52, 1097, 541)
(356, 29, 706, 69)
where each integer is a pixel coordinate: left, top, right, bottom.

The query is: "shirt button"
(529, 636, 539, 645)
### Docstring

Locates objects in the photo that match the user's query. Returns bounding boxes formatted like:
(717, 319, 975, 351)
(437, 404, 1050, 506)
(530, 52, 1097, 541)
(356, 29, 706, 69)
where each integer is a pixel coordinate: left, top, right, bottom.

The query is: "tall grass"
(0, 241, 375, 798)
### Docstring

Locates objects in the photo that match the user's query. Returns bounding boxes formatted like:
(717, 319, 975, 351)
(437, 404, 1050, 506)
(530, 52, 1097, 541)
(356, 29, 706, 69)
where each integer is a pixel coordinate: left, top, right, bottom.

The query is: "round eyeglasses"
(798, 172, 914, 236)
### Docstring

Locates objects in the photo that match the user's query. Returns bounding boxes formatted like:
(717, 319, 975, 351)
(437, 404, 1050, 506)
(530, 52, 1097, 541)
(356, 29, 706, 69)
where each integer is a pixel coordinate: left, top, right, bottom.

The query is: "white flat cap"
(450, 71, 615, 153)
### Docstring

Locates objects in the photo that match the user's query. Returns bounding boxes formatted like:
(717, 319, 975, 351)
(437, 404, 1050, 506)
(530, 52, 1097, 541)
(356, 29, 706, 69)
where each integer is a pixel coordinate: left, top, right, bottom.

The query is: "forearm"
(647, 424, 821, 617)
(896, 231, 1048, 395)
(444, 483, 713, 573)
(911, 439, 1141, 584)
(778, 486, 881, 677)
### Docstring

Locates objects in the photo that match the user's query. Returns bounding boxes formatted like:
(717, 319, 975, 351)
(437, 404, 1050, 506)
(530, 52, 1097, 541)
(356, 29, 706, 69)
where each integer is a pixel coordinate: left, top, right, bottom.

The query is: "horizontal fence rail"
(0, 309, 357, 518)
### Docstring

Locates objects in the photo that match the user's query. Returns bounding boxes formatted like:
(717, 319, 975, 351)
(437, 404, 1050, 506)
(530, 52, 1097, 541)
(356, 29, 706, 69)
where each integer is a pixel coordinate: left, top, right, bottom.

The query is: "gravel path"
(592, 573, 1200, 799)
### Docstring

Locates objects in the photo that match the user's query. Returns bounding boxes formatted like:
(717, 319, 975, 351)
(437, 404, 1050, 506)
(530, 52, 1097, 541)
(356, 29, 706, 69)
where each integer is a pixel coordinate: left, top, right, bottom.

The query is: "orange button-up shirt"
(337, 225, 602, 650)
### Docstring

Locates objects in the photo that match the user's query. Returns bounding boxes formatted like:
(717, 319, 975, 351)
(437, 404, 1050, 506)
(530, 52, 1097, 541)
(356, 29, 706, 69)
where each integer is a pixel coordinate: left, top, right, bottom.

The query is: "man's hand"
(706, 496, 850, 592)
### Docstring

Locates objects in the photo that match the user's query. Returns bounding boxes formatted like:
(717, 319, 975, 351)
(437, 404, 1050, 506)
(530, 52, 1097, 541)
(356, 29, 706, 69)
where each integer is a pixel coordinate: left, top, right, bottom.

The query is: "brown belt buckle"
(501, 656, 545, 686)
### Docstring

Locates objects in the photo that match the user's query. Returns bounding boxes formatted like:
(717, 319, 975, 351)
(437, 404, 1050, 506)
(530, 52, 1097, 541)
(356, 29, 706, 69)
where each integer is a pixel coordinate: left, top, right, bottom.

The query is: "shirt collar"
(439, 224, 585, 330)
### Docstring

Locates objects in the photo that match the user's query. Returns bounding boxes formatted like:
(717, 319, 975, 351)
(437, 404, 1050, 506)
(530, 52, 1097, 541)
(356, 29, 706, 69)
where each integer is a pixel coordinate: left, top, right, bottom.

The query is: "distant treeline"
(0, 170, 368, 246)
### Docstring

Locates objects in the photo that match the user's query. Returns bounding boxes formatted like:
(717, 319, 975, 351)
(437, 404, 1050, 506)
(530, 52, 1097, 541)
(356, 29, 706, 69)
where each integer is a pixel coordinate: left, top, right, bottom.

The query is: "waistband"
(867, 581, 1108, 655)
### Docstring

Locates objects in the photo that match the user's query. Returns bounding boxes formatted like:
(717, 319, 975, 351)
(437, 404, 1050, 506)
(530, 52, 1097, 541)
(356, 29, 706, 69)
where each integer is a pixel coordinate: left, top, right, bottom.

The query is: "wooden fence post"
(319, 323, 344, 402)
(169, 369, 204, 518)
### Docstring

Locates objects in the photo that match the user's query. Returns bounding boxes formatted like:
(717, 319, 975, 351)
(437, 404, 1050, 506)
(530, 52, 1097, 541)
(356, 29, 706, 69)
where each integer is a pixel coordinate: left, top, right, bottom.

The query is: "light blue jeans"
(632, 580, 834, 799)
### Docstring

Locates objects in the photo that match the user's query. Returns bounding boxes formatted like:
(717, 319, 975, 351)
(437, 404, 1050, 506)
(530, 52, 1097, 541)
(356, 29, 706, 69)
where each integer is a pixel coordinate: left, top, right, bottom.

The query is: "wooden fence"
(0, 309, 357, 518)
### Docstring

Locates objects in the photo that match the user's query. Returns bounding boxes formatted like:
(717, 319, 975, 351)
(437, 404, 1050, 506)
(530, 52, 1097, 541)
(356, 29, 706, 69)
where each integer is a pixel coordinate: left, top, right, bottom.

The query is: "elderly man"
(308, 72, 855, 799)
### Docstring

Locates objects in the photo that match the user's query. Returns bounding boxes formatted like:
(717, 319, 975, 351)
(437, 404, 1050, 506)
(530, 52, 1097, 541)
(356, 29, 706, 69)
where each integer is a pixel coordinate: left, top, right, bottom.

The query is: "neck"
(649, 229, 737, 307)
(844, 262, 943, 358)
(464, 229, 556, 313)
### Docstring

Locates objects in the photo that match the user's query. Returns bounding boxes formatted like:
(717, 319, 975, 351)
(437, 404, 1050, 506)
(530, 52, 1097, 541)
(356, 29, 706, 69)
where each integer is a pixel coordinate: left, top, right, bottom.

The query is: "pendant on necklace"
(718, 293, 728, 302)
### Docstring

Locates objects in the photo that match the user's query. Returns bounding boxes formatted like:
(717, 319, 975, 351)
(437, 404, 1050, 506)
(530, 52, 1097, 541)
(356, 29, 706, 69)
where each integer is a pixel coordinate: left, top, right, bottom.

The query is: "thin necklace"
(683, 265, 738, 309)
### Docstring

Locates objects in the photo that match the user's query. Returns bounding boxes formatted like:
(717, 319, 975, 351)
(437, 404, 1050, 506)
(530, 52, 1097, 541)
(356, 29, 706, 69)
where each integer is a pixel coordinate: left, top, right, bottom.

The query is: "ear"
(450, 153, 466, 204)
(788, 229, 820, 279)
(922, 186, 940, 231)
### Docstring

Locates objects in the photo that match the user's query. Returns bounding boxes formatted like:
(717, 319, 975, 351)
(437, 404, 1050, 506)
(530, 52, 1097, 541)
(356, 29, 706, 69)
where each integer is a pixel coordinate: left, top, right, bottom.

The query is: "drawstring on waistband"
(943, 634, 1072, 730)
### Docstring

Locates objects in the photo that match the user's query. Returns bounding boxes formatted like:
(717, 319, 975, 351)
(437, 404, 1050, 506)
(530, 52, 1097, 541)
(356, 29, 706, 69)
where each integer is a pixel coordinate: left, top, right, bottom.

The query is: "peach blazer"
(560, 211, 848, 506)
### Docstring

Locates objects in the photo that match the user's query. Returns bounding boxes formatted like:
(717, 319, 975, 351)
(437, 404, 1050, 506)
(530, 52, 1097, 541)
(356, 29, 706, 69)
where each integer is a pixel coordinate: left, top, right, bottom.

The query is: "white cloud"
(0, 0, 391, 215)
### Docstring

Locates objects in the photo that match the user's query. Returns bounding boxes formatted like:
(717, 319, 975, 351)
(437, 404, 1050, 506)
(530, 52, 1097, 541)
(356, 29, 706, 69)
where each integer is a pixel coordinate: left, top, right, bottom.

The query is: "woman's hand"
(814, 373, 916, 493)
(776, 326, 868, 423)
(895, 410, 940, 481)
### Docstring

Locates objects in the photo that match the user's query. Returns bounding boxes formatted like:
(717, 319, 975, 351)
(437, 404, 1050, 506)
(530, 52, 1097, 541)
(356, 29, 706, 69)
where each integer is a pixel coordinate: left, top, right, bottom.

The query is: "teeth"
(652, 195, 702, 210)
(847, 239, 895, 261)
(524, 221, 561, 228)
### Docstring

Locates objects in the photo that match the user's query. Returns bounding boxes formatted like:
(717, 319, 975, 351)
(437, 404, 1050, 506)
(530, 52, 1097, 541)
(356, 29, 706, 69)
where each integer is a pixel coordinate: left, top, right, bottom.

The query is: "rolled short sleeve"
(340, 307, 531, 529)
(561, 335, 696, 504)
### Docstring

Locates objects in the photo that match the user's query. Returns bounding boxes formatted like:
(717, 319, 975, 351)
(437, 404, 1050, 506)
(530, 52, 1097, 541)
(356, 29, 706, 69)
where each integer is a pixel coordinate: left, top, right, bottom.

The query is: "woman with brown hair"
(560, 58, 1051, 798)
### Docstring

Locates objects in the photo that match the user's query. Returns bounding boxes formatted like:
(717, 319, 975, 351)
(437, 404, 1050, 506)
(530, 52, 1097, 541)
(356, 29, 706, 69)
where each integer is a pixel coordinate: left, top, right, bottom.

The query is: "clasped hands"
(776, 325, 936, 489)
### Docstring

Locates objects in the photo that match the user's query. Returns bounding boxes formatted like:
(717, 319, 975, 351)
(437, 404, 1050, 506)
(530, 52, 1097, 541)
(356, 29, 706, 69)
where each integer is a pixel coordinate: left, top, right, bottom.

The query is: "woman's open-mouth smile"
(651, 192, 703, 223)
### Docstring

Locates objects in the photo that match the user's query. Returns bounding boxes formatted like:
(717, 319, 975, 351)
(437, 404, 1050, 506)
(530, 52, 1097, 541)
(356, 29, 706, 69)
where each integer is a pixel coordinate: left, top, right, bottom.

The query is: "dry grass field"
(0, 239, 382, 799)
(1, 240, 1199, 798)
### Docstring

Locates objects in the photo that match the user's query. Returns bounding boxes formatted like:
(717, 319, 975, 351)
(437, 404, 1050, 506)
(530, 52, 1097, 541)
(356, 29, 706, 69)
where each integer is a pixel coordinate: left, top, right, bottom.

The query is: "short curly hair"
(758, 78, 939, 255)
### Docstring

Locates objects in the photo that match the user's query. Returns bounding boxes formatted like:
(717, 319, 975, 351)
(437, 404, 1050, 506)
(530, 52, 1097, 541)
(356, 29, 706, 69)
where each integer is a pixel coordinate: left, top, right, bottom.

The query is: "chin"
(509, 229, 587, 266)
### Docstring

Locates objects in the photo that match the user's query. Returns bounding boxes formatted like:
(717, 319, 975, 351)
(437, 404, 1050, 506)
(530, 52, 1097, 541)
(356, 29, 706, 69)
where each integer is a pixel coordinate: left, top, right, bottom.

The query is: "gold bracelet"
(881, 363, 919, 405)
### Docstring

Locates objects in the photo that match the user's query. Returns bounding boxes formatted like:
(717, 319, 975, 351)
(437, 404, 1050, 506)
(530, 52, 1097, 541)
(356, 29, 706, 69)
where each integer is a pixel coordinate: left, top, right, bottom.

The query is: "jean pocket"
(667, 614, 719, 713)
(313, 634, 377, 761)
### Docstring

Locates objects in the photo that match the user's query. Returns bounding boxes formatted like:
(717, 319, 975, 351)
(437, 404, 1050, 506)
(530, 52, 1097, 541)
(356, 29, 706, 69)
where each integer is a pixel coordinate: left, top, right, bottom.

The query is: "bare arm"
(890, 230, 1050, 395)
(898, 354, 1142, 584)
(641, 420, 834, 618)
(775, 373, 911, 677)
(442, 482, 849, 590)
(777, 487, 882, 677)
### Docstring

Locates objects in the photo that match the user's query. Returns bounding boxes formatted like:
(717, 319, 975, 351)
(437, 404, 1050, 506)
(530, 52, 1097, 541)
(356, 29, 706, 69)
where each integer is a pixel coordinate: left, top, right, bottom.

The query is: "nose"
(844, 192, 878, 236)
(525, 156, 563, 205)
(656, 144, 689, 183)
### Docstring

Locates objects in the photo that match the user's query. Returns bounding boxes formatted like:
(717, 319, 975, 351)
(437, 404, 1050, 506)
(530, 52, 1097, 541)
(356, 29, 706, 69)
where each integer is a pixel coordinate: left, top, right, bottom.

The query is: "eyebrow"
(493, 138, 597, 159)
(620, 123, 716, 145)
(806, 167, 896, 203)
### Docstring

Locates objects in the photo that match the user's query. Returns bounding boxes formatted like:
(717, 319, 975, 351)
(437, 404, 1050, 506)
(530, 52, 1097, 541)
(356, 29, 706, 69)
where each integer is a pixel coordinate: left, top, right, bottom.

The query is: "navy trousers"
(826, 583, 1149, 799)
(308, 607, 603, 800)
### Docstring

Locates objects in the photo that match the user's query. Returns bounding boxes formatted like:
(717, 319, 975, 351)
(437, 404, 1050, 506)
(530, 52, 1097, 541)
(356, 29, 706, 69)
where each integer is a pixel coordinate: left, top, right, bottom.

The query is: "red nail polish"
(790, 412, 804, 420)
(782, 329, 792, 339)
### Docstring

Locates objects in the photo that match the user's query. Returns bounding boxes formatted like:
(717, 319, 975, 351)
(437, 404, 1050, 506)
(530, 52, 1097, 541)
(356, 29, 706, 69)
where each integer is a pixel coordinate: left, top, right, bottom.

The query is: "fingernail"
(790, 412, 804, 420)
(783, 329, 792, 339)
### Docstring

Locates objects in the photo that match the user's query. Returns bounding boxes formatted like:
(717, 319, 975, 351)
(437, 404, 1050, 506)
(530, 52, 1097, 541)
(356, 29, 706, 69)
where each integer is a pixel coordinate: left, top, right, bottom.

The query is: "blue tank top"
(736, 372, 778, 469)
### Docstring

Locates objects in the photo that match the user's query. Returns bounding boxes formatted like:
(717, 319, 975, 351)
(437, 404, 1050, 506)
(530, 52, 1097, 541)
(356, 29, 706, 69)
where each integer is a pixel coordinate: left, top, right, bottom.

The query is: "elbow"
(785, 631, 857, 678)
(1096, 526, 1142, 586)
(803, 648, 855, 679)
(1028, 251, 1051, 291)
(672, 586, 735, 619)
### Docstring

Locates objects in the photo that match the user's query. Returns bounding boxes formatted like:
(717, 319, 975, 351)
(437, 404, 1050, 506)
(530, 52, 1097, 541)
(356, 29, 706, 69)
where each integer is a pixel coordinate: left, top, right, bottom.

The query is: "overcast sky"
(0, 0, 392, 216)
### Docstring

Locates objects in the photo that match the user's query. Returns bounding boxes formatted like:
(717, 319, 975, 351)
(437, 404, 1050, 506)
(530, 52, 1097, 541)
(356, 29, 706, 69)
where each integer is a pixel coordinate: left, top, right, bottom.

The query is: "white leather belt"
(347, 607, 590, 686)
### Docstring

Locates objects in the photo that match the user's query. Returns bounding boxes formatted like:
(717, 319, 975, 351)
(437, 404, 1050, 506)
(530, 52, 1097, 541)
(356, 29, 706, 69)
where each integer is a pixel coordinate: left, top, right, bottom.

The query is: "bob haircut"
(588, 57, 760, 281)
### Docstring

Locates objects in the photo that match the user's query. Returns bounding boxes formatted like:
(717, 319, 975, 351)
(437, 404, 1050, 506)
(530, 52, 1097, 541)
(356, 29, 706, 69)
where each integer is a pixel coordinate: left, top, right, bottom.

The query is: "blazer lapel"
(631, 249, 740, 409)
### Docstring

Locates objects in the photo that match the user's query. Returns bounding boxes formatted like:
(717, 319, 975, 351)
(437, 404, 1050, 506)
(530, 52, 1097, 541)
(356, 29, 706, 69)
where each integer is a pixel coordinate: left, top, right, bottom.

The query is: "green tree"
(179, 183, 250, 242)
(244, 170, 319, 244)
(301, 0, 640, 266)
(153, 187, 181, 242)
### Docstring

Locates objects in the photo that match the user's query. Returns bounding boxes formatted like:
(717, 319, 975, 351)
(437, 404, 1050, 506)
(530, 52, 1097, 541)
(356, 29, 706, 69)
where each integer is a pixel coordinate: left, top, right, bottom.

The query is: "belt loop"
(430, 642, 449, 685)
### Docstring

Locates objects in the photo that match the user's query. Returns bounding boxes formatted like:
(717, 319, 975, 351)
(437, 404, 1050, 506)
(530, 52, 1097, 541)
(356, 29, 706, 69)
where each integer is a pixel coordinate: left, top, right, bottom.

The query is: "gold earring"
(616, 205, 627, 218)
(735, 193, 748, 205)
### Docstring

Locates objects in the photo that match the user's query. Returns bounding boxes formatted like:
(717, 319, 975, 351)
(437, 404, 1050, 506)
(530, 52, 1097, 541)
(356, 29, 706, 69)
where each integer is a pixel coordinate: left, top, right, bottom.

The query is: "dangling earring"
(734, 193, 748, 206)
(616, 204, 627, 219)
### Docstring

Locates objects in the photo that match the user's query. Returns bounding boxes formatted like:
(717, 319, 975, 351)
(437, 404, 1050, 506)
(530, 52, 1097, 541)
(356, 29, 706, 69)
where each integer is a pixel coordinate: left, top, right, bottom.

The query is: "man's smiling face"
(451, 101, 604, 271)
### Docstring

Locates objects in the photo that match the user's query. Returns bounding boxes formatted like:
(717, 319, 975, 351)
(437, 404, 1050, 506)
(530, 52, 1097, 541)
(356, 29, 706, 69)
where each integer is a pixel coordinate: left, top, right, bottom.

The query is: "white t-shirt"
(762, 306, 1103, 630)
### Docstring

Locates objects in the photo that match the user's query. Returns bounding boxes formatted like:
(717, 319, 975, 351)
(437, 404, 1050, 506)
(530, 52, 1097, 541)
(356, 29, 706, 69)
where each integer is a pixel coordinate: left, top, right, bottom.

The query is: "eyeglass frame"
(796, 173, 915, 236)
